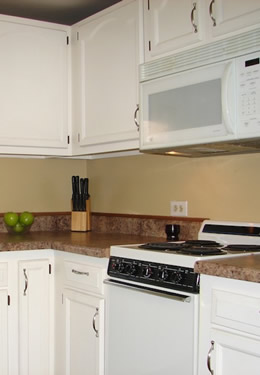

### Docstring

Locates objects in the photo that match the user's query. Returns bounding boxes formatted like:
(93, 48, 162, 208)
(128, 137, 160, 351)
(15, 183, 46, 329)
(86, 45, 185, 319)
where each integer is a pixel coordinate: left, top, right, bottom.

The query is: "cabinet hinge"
(149, 40, 151, 51)
(67, 36, 69, 45)
(67, 135, 70, 144)
(78, 133, 80, 143)
(77, 31, 80, 41)
(7, 295, 10, 306)
(62, 293, 64, 304)
(147, 0, 150, 10)
(49, 264, 52, 274)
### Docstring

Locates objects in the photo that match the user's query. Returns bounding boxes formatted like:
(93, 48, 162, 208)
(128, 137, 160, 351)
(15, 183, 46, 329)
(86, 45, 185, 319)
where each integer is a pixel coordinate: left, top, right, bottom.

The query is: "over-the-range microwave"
(139, 28, 260, 157)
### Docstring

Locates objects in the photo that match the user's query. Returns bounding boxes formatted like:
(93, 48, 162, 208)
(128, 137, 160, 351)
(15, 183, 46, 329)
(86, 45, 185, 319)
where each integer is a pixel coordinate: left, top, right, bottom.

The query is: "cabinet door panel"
(75, 1, 139, 153)
(209, 0, 260, 37)
(144, 0, 203, 60)
(210, 329, 260, 375)
(63, 289, 104, 375)
(0, 21, 68, 150)
(18, 259, 50, 375)
(0, 290, 8, 375)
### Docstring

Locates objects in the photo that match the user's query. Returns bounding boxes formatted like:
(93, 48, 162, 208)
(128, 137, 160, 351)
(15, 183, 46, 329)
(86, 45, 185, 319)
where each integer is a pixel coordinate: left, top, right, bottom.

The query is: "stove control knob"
(123, 263, 132, 274)
(159, 269, 169, 281)
(112, 261, 122, 273)
(173, 272, 182, 284)
(142, 265, 152, 278)
(130, 264, 138, 276)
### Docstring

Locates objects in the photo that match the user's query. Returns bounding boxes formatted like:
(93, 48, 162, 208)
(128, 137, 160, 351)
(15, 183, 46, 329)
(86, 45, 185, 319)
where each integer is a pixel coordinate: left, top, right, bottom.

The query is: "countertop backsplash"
(0, 212, 205, 240)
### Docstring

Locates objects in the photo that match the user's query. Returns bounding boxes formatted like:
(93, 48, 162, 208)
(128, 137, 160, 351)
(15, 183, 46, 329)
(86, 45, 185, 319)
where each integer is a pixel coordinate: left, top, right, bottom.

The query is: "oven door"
(104, 279, 199, 375)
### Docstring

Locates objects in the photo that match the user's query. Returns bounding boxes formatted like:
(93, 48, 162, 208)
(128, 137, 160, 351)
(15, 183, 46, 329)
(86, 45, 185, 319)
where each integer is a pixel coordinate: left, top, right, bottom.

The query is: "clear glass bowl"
(5, 223, 32, 235)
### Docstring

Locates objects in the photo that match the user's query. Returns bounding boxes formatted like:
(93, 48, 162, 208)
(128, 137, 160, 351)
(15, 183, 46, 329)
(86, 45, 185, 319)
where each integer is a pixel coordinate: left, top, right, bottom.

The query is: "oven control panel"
(107, 256, 200, 293)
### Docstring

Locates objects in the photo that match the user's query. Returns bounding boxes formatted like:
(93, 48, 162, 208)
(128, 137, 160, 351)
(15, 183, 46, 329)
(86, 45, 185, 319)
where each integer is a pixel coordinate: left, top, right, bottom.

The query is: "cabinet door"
(143, 0, 203, 60)
(207, 0, 260, 37)
(0, 290, 8, 375)
(73, 1, 139, 154)
(63, 289, 104, 375)
(0, 20, 69, 154)
(18, 259, 51, 375)
(208, 329, 260, 375)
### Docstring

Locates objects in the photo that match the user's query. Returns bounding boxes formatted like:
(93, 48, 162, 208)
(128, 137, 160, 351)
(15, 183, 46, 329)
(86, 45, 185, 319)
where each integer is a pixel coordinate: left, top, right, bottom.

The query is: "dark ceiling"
(0, 0, 122, 25)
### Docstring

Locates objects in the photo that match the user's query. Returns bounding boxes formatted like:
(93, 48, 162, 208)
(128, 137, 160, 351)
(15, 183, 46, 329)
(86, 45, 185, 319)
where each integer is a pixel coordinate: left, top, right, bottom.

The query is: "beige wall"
(1, 152, 260, 222)
(0, 158, 87, 213)
(87, 153, 260, 222)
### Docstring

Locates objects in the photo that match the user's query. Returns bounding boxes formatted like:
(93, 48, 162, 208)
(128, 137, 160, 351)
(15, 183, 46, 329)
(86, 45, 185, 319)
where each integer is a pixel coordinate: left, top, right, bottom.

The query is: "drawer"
(64, 261, 105, 294)
(212, 289, 260, 337)
(0, 263, 8, 287)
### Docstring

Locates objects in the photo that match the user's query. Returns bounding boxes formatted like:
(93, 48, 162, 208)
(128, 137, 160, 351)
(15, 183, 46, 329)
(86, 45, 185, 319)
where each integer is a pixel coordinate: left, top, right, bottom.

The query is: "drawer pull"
(93, 307, 99, 338)
(72, 269, 90, 276)
(207, 340, 215, 375)
(23, 269, 28, 296)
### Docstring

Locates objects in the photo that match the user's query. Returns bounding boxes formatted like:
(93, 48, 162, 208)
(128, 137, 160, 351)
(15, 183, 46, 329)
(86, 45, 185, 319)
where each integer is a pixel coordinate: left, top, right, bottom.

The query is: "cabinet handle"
(207, 340, 215, 375)
(209, 0, 216, 26)
(191, 3, 198, 33)
(72, 269, 89, 276)
(134, 105, 140, 131)
(23, 269, 28, 296)
(92, 307, 99, 338)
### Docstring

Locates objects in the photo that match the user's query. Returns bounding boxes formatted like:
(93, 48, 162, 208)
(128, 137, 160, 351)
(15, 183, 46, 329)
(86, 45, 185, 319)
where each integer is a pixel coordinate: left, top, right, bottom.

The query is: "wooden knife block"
(71, 199, 91, 232)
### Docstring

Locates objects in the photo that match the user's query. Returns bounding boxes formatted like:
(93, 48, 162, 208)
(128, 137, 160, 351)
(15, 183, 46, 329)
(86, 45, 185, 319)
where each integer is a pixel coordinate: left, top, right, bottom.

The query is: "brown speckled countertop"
(195, 254, 260, 283)
(0, 231, 163, 258)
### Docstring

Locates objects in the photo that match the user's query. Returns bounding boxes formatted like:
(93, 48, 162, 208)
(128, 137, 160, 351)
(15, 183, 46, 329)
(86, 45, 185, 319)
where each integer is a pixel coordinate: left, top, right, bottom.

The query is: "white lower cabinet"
(0, 290, 8, 375)
(55, 252, 108, 375)
(0, 250, 107, 375)
(208, 328, 260, 375)
(18, 259, 51, 375)
(198, 274, 260, 375)
(0, 263, 8, 375)
(0, 251, 54, 375)
(63, 289, 104, 375)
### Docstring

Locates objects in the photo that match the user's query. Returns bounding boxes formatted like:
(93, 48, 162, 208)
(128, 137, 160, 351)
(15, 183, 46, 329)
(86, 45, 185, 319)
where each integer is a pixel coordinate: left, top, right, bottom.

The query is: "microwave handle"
(221, 61, 235, 134)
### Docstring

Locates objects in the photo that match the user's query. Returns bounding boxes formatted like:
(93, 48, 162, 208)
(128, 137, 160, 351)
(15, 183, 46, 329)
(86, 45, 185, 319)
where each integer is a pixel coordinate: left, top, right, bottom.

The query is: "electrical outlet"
(170, 201, 188, 217)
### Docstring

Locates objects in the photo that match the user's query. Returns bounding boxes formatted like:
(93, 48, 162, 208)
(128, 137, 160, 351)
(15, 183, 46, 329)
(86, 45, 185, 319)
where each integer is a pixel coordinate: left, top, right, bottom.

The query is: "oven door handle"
(104, 279, 191, 302)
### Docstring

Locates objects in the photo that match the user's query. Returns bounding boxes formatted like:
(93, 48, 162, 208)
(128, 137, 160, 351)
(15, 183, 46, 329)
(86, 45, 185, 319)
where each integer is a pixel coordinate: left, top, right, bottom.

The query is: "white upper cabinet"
(72, 0, 140, 155)
(0, 17, 70, 156)
(143, 0, 204, 61)
(207, 0, 260, 37)
(143, 0, 260, 61)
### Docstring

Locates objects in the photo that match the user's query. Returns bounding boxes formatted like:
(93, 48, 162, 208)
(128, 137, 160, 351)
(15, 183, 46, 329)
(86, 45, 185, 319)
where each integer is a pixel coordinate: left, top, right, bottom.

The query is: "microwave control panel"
(238, 52, 260, 132)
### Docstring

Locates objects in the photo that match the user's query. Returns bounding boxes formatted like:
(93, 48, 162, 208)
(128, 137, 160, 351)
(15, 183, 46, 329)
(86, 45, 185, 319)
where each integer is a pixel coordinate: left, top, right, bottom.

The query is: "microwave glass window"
(148, 79, 222, 135)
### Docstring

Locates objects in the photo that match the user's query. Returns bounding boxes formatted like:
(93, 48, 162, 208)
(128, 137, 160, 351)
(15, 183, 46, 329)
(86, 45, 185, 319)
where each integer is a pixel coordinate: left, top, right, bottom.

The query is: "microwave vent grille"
(140, 28, 260, 82)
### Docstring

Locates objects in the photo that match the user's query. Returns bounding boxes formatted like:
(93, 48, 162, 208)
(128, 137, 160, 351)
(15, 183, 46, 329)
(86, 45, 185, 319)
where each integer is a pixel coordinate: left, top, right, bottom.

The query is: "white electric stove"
(104, 220, 260, 375)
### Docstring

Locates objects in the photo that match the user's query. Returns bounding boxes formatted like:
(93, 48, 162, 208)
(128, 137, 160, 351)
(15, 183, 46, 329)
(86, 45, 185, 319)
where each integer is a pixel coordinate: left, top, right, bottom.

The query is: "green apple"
(13, 222, 25, 233)
(19, 212, 34, 227)
(4, 212, 19, 227)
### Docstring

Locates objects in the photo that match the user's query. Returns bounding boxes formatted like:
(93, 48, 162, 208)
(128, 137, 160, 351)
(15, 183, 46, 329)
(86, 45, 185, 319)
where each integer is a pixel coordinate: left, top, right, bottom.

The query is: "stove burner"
(183, 240, 222, 247)
(177, 247, 226, 256)
(224, 244, 260, 252)
(139, 242, 183, 251)
(139, 240, 224, 255)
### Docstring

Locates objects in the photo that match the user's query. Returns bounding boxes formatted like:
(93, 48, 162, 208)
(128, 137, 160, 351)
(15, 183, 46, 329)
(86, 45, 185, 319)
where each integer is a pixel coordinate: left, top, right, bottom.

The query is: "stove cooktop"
(110, 220, 260, 269)
(138, 240, 260, 256)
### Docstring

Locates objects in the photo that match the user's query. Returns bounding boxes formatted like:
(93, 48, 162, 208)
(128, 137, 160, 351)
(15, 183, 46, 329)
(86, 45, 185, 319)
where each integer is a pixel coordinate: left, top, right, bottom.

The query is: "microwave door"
(140, 60, 236, 151)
